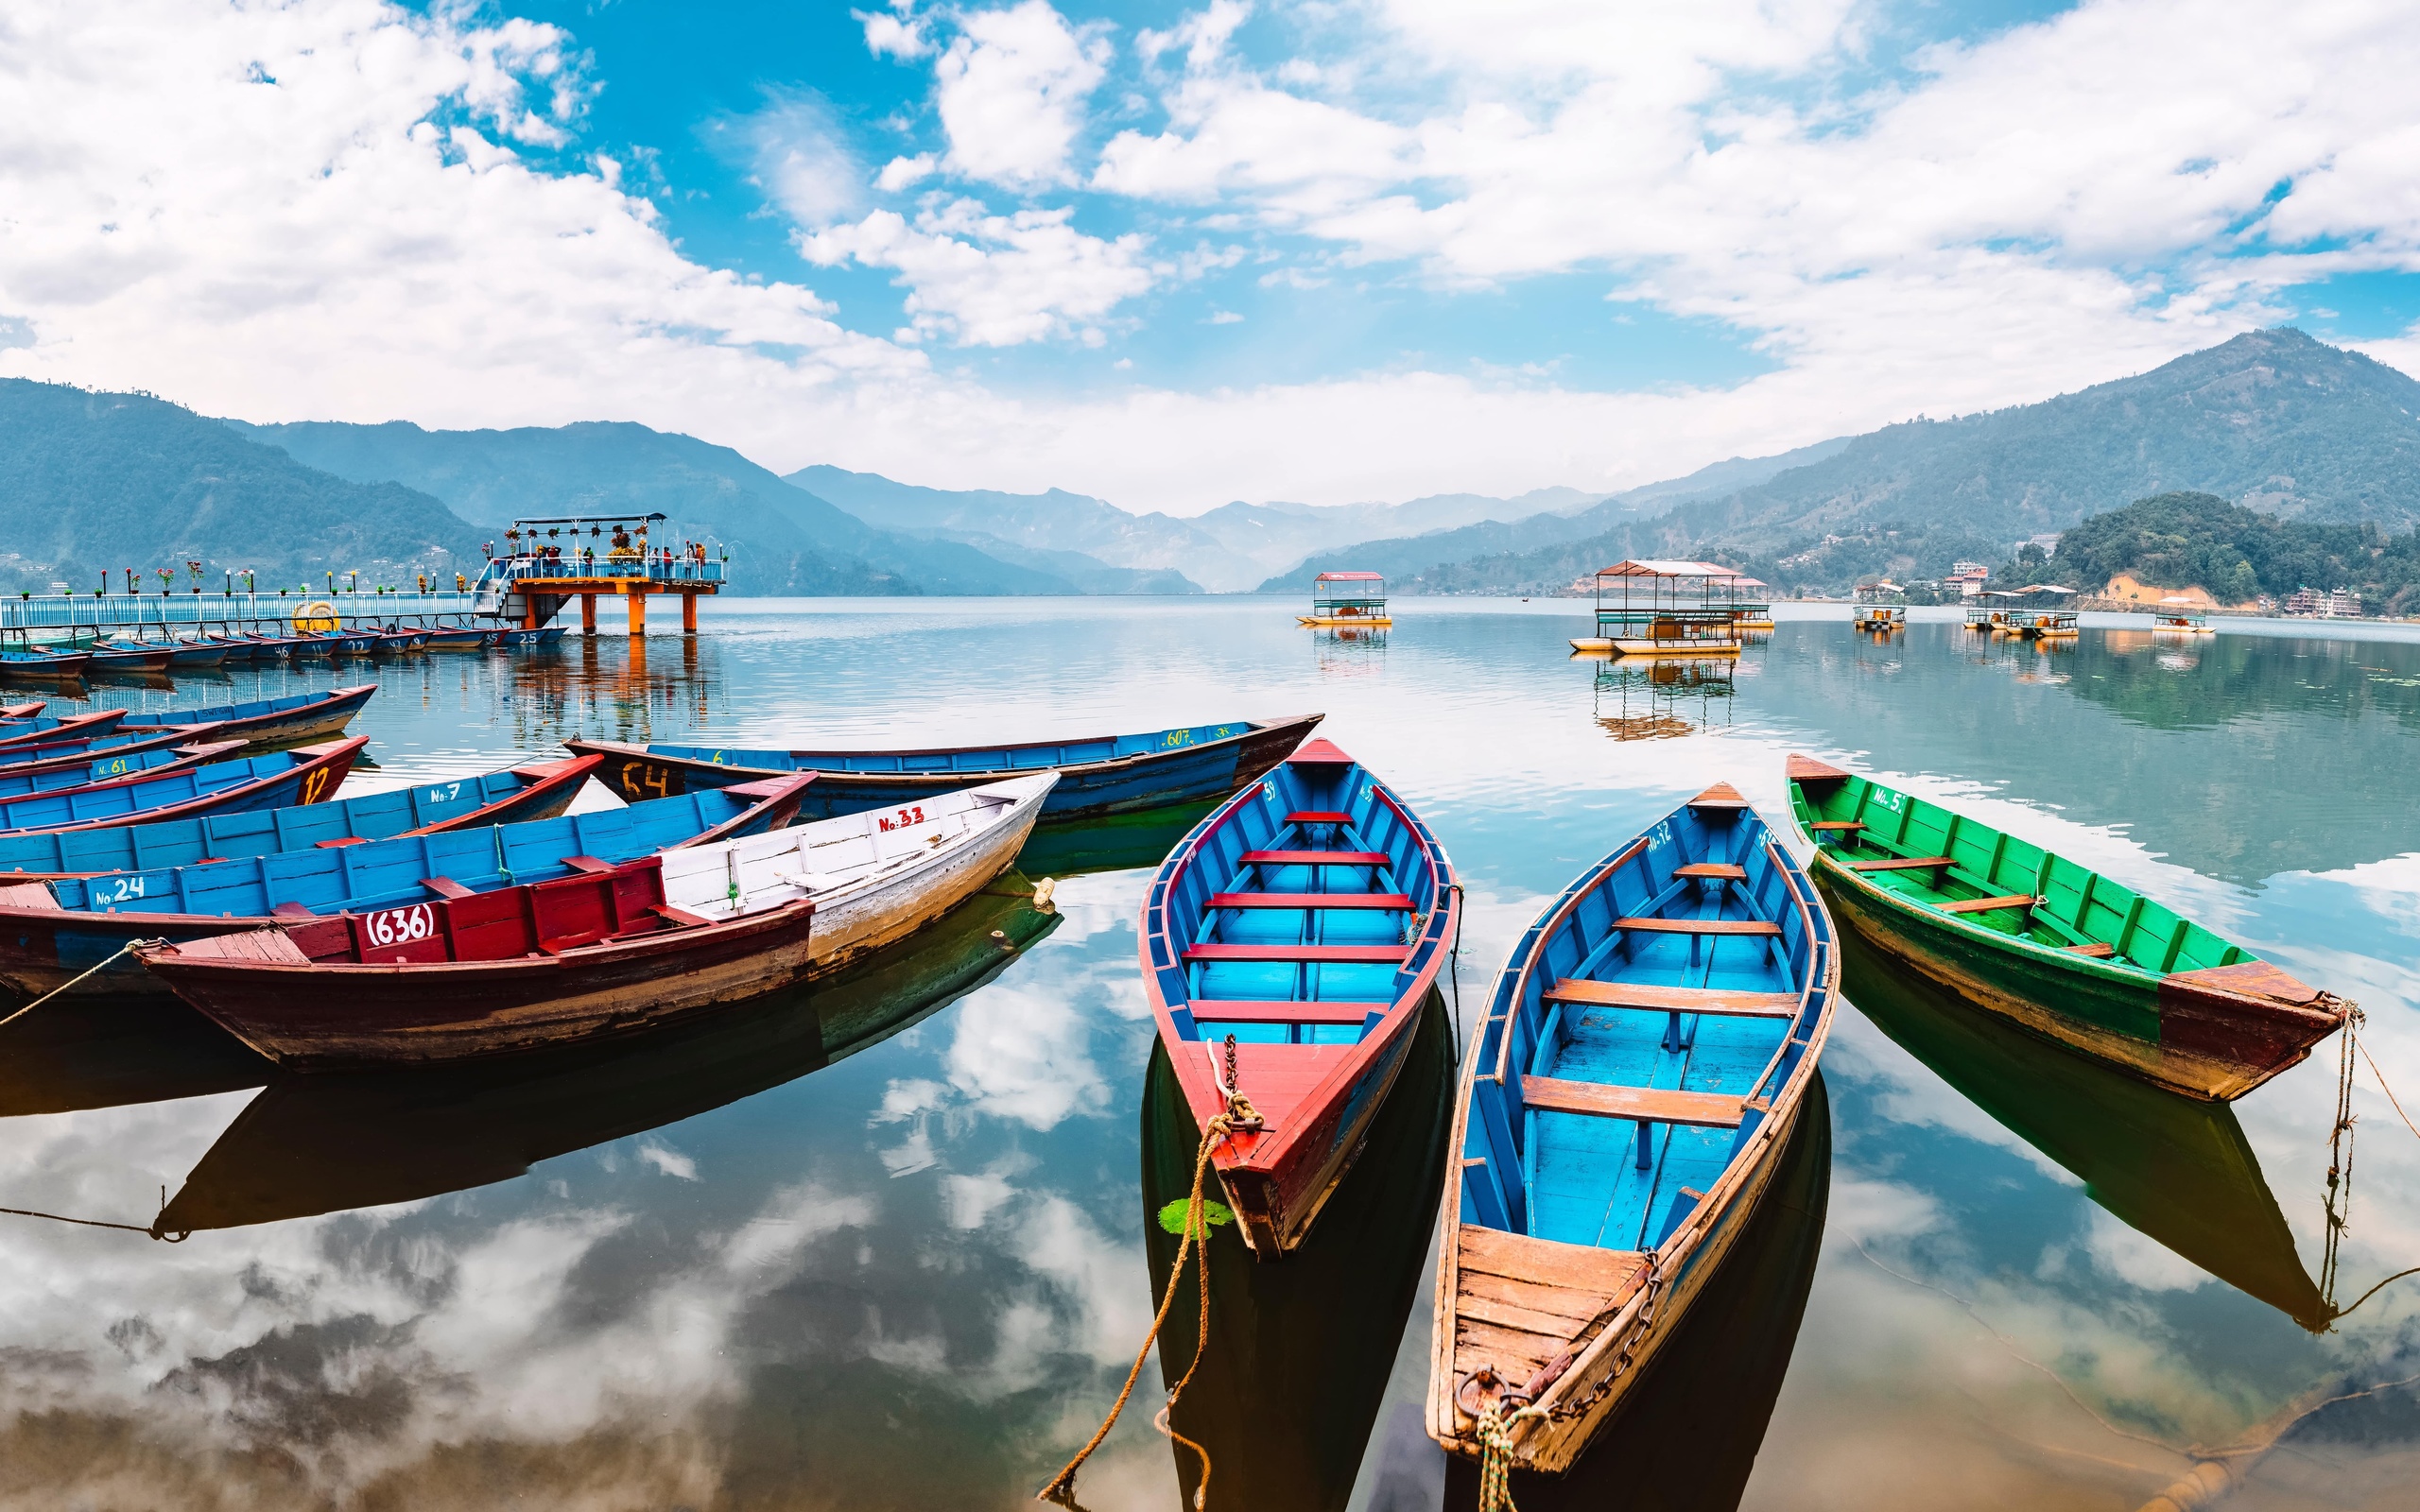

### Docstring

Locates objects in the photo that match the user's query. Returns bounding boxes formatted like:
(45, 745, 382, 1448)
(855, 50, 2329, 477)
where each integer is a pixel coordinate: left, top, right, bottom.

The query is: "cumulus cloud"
(710, 89, 866, 228)
(932, 0, 1110, 189)
(801, 201, 1152, 346)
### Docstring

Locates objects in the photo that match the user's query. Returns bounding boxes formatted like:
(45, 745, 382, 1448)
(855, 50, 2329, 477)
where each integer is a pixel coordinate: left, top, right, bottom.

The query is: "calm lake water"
(6, 599, 2419, 1510)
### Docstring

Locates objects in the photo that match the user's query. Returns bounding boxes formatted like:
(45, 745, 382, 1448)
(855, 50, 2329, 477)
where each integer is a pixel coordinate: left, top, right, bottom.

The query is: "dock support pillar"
(626, 586, 646, 637)
(682, 593, 699, 635)
(523, 599, 539, 630)
(580, 594, 596, 636)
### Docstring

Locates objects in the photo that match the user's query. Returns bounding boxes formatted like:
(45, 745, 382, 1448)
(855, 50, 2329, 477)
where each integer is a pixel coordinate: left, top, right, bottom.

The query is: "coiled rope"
(1039, 1038, 1262, 1509)
(1472, 1400, 1546, 1512)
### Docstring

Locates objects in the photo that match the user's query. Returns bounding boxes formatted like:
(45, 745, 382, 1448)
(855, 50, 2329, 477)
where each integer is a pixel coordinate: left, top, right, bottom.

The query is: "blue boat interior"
(0, 749, 320, 832)
(651, 720, 1258, 774)
(0, 768, 537, 875)
(1146, 744, 1447, 1048)
(0, 743, 203, 799)
(121, 688, 354, 730)
(0, 728, 194, 771)
(1459, 793, 1829, 1255)
(47, 787, 769, 918)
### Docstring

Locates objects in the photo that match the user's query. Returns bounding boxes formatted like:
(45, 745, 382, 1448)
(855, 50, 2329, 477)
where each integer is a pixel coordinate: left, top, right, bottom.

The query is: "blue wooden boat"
(370, 629, 428, 654)
(0, 772, 815, 1003)
(1139, 736, 1457, 1258)
(564, 713, 1323, 824)
(83, 644, 177, 677)
(423, 626, 493, 651)
(118, 685, 376, 751)
(0, 648, 95, 682)
(101, 639, 230, 670)
(0, 709, 127, 748)
(493, 627, 550, 650)
(0, 736, 364, 836)
(0, 702, 43, 720)
(0, 725, 228, 781)
(1427, 782, 1836, 1475)
(0, 755, 605, 879)
(0, 739, 245, 803)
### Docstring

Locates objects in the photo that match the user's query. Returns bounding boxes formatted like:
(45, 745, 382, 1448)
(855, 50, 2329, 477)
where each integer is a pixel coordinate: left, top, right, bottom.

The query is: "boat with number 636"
(1429, 782, 1835, 1476)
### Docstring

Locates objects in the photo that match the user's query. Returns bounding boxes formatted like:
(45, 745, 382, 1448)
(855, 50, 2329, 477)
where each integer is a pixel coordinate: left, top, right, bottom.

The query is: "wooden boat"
(116, 685, 376, 750)
(0, 754, 610, 879)
(1838, 930, 2327, 1329)
(1137, 995, 1453, 1507)
(1785, 755, 2350, 1099)
(1428, 782, 1835, 1475)
(0, 702, 43, 719)
(0, 723, 223, 779)
(101, 638, 231, 670)
(1444, 1072, 1830, 1512)
(1139, 736, 1458, 1258)
(370, 628, 428, 654)
(422, 626, 494, 651)
(0, 737, 363, 837)
(2152, 599, 2215, 635)
(0, 736, 242, 799)
(1570, 561, 1747, 658)
(564, 713, 1321, 824)
(131, 772, 1053, 1065)
(0, 648, 94, 682)
(0, 708, 127, 747)
(493, 627, 551, 649)
(1298, 571, 1393, 627)
(151, 878, 1060, 1230)
(82, 644, 178, 677)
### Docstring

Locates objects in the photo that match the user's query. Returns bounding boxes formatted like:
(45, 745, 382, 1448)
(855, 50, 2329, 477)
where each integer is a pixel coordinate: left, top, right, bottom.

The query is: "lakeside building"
(1946, 560, 1990, 597)
(2282, 587, 2363, 618)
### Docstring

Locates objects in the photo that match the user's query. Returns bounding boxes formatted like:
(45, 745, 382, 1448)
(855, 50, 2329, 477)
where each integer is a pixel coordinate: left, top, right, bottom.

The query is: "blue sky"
(6, 0, 2420, 509)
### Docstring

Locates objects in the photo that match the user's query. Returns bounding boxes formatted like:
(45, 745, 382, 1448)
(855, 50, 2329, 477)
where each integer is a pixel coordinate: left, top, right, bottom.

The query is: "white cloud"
(801, 200, 1152, 346)
(940, 981, 1113, 1128)
(875, 151, 938, 191)
(635, 1140, 700, 1180)
(932, 0, 1110, 189)
(860, 2, 932, 61)
(715, 90, 866, 228)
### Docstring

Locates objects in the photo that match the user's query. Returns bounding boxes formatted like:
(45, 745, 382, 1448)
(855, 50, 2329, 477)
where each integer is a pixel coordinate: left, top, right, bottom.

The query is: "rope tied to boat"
(1471, 1398, 1547, 1512)
(1038, 1039, 1259, 1509)
(2321, 1005, 2366, 1315)
(0, 936, 165, 1033)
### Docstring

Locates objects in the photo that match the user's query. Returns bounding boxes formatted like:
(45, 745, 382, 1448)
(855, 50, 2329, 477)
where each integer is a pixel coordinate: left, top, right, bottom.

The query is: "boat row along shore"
(0, 647, 2363, 1504)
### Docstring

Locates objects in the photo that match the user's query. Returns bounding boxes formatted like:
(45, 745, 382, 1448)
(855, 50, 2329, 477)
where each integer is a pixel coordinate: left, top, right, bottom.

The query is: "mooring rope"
(1039, 1038, 1262, 1509)
(2321, 1007, 2365, 1313)
(1446, 881, 1467, 1050)
(0, 936, 163, 1033)
(1472, 1400, 1547, 1512)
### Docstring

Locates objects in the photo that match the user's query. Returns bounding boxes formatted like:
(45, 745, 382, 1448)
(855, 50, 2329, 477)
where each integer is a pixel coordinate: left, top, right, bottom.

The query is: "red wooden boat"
(0, 702, 43, 720)
(0, 709, 126, 748)
(395, 754, 604, 835)
(1141, 737, 1459, 1257)
(0, 724, 223, 781)
(135, 856, 819, 1065)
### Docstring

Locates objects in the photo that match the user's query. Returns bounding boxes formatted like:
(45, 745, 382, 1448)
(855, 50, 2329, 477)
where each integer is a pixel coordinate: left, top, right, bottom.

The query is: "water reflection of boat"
(1140, 992, 1453, 1511)
(1587, 655, 1736, 740)
(1015, 798, 1219, 878)
(1838, 933, 2328, 1330)
(0, 996, 268, 1117)
(1441, 1074, 1830, 1511)
(152, 878, 1062, 1232)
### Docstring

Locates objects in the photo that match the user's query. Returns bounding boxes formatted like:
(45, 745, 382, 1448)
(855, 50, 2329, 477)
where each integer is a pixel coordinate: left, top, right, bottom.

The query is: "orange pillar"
(682, 592, 699, 635)
(523, 596, 539, 629)
(626, 585, 646, 636)
(580, 593, 596, 636)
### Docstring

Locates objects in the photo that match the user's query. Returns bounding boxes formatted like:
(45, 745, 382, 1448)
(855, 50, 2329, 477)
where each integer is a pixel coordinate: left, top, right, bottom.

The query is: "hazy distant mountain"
(0, 380, 476, 593)
(237, 420, 1083, 596)
(1304, 329, 2420, 595)
(785, 466, 1212, 592)
(1261, 438, 1848, 592)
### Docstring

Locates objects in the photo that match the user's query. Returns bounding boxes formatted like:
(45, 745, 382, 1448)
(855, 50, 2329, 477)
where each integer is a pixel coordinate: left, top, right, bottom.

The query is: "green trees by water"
(1996, 491, 2420, 612)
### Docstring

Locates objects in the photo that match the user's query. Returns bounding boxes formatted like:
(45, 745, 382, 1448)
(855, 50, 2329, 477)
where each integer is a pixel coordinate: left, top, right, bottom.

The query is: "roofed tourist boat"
(1298, 572, 1392, 627)
(129, 773, 1053, 1065)
(564, 714, 1322, 823)
(1429, 782, 1836, 1474)
(1784, 755, 2349, 1100)
(1569, 561, 1751, 657)
(1140, 736, 1458, 1258)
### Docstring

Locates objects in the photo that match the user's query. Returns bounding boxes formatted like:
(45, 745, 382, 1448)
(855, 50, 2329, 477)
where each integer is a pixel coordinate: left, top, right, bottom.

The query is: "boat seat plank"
(1809, 820, 1865, 832)
(1846, 855, 1955, 872)
(1672, 863, 1745, 880)
(1936, 893, 2036, 916)
(419, 876, 475, 901)
(1240, 850, 1388, 866)
(559, 854, 615, 875)
(1520, 1075, 1746, 1127)
(1457, 1290, 1603, 1338)
(1457, 1225, 1650, 1298)
(2063, 941, 2118, 958)
(1542, 979, 1799, 1017)
(1181, 942, 1411, 963)
(1615, 917, 1782, 936)
(1208, 891, 1411, 911)
(650, 902, 714, 928)
(1184, 999, 1384, 1024)
(1285, 810, 1351, 824)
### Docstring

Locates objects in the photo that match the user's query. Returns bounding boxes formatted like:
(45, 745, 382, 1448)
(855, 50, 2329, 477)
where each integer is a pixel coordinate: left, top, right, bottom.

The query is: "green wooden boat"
(1784, 755, 2348, 1101)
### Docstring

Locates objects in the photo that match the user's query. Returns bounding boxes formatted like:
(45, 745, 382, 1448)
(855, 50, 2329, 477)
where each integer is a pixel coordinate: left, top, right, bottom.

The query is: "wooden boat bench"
(1208, 891, 1411, 910)
(1935, 893, 2037, 916)
(1181, 942, 1411, 964)
(1184, 1000, 1385, 1025)
(1615, 917, 1782, 936)
(1522, 1074, 1763, 1170)
(1240, 849, 1389, 867)
(1846, 855, 1955, 873)
(1543, 979, 1799, 1018)
(1672, 862, 1744, 880)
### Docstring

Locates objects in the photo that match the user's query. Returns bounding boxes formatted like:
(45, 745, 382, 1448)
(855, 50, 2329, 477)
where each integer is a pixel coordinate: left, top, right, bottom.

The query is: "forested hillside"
(0, 381, 476, 593)
(1996, 492, 2420, 613)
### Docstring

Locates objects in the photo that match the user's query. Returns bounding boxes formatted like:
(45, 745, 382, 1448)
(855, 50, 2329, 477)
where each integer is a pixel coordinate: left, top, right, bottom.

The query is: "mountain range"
(6, 328, 2412, 600)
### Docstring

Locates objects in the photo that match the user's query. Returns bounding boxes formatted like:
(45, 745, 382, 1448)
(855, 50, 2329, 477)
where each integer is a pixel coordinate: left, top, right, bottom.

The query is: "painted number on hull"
(365, 904, 435, 948)
(1645, 820, 1673, 851)
(424, 782, 464, 804)
(619, 765, 672, 800)
(300, 768, 335, 804)
(876, 805, 928, 833)
(93, 876, 147, 905)
(1869, 789, 1905, 815)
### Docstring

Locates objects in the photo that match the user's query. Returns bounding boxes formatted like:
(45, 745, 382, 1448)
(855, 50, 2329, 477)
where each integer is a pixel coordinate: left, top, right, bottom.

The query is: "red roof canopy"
(1314, 572, 1385, 581)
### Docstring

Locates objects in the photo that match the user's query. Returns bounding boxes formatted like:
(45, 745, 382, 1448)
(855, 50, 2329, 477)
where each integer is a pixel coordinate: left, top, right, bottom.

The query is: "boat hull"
(1568, 637, 1742, 657)
(1810, 861, 2334, 1100)
(566, 714, 1318, 823)
(1297, 614, 1393, 627)
(119, 686, 376, 752)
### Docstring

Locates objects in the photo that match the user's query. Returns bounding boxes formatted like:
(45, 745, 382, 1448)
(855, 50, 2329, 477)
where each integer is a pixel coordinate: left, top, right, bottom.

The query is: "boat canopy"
(1314, 572, 1385, 582)
(1595, 559, 1746, 579)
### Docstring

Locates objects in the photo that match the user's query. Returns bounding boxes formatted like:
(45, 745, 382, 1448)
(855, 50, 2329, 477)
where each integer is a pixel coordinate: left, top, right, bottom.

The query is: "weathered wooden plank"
(1787, 754, 1852, 783)
(1522, 1075, 1745, 1127)
(1809, 820, 1865, 832)
(1457, 1226, 1649, 1297)
(2063, 941, 2118, 958)
(1672, 863, 1746, 880)
(1461, 1269, 1613, 1326)
(1207, 891, 1411, 910)
(1181, 942, 1410, 963)
(1615, 917, 1782, 936)
(1544, 979, 1799, 1017)
(1457, 1290, 1592, 1339)
(1284, 810, 1351, 824)
(1846, 855, 1955, 873)
(1937, 893, 2036, 916)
